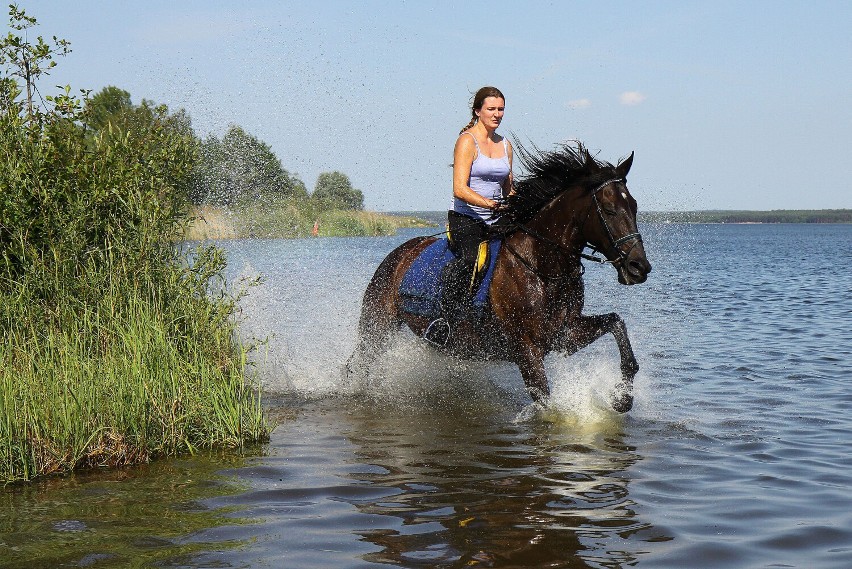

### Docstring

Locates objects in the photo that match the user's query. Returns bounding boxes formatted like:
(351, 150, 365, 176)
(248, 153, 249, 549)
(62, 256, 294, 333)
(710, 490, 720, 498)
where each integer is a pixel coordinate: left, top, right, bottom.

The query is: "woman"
(450, 85, 513, 255)
(430, 86, 513, 344)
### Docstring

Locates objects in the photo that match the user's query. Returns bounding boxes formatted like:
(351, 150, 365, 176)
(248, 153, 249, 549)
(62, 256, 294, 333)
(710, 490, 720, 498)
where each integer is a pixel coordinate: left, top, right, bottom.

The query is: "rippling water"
(3, 223, 851, 568)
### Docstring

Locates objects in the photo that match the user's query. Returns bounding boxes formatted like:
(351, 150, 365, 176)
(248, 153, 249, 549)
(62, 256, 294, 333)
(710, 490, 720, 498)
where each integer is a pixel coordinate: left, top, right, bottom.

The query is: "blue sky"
(22, 1, 852, 211)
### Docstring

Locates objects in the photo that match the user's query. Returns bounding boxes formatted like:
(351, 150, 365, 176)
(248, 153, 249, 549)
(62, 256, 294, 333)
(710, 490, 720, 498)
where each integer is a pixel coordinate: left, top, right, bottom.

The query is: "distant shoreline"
(188, 208, 851, 241)
(386, 210, 852, 225)
(639, 209, 852, 224)
(185, 206, 433, 240)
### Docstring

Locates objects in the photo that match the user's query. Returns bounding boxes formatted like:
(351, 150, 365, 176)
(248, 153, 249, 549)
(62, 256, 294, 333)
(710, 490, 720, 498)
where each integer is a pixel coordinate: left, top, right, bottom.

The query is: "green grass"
(1, 75, 270, 484)
(0, 250, 268, 484)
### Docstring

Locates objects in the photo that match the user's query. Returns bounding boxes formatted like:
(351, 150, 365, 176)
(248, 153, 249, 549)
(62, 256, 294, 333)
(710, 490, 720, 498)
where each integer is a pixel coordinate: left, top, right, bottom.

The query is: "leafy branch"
(0, 3, 71, 120)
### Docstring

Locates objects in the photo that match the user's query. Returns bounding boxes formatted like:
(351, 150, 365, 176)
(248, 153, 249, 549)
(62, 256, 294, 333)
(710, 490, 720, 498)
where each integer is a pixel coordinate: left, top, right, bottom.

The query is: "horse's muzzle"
(618, 256, 652, 285)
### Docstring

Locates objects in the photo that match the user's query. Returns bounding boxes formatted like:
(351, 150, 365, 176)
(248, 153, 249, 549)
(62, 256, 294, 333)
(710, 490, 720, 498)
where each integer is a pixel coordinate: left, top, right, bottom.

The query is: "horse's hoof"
(610, 387, 633, 413)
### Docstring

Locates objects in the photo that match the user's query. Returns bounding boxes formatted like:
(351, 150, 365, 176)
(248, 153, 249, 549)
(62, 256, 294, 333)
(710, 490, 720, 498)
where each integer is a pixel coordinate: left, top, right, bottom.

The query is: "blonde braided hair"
(459, 86, 505, 135)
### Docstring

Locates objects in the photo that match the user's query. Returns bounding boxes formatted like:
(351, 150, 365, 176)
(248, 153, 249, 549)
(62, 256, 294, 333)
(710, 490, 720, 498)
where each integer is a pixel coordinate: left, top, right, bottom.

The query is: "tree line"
(84, 86, 365, 211)
(640, 210, 852, 224)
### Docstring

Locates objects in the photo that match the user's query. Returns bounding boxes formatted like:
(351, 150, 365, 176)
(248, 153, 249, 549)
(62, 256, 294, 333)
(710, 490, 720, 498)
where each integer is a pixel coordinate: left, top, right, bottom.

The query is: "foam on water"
(243, 283, 647, 428)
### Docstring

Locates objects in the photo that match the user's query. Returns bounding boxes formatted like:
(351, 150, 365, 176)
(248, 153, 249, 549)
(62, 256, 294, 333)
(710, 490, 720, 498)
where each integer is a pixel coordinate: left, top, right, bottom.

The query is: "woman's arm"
(453, 134, 499, 210)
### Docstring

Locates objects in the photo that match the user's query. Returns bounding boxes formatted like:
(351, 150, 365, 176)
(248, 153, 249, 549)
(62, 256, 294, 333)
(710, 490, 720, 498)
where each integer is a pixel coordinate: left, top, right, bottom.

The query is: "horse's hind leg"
(516, 347, 551, 404)
(346, 236, 433, 390)
(345, 249, 414, 387)
(345, 302, 398, 386)
(554, 313, 638, 413)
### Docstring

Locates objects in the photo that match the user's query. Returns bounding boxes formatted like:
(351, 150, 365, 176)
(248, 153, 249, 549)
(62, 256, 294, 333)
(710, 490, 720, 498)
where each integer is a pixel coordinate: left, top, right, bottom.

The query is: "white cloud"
(619, 91, 647, 106)
(566, 98, 591, 109)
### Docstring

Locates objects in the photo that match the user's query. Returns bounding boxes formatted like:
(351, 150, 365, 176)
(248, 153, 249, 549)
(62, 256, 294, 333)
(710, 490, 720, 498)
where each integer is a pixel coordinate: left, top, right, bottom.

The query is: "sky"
(19, 1, 852, 211)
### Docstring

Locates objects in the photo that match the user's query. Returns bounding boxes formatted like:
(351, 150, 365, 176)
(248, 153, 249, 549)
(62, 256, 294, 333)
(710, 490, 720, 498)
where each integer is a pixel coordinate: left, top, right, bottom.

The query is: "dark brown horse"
(347, 143, 651, 412)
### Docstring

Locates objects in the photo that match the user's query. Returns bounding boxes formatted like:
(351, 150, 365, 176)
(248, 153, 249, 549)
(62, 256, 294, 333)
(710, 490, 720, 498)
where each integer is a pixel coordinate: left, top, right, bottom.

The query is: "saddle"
(399, 238, 501, 343)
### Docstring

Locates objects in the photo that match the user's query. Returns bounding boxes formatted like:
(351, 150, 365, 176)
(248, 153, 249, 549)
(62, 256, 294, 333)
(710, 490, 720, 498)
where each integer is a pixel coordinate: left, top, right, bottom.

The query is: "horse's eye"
(603, 207, 617, 216)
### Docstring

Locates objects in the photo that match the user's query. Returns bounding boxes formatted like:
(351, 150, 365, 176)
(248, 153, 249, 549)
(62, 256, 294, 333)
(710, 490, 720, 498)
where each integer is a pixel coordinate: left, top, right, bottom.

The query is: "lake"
(2, 223, 851, 568)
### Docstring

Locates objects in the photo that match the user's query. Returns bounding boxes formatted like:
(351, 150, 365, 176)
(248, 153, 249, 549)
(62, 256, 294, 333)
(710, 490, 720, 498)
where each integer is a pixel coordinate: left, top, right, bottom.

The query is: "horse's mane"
(503, 140, 619, 224)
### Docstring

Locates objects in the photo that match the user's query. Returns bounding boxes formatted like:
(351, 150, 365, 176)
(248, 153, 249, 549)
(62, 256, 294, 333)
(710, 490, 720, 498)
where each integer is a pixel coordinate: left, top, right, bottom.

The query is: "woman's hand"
(489, 199, 509, 214)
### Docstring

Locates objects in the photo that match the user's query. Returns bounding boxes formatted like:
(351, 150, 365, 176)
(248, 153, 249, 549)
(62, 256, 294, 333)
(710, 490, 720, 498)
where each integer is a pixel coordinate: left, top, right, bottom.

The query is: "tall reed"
(0, 248, 266, 483)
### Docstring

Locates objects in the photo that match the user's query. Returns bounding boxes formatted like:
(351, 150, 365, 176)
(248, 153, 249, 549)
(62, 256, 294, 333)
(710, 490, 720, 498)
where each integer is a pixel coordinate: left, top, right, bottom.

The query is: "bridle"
(506, 178, 643, 277)
(584, 178, 644, 267)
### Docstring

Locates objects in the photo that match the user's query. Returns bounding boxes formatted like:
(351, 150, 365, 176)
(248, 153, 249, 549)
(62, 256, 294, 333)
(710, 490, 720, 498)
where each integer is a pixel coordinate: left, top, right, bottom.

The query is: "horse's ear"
(584, 149, 599, 172)
(616, 151, 634, 178)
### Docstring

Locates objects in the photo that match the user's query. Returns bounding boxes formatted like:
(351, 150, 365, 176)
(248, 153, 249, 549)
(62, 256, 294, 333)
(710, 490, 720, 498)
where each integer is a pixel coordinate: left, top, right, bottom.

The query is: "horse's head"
(505, 141, 652, 285)
(581, 151, 652, 285)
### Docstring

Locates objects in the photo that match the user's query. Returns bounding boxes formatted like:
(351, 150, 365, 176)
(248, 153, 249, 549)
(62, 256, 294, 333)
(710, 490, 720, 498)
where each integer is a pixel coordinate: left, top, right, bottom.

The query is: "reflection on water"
(338, 395, 649, 568)
(150, 387, 661, 569)
(0, 452, 256, 568)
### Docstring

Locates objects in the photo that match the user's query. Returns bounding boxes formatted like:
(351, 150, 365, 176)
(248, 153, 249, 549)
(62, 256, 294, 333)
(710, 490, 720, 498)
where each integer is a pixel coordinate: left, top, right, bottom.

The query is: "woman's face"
(475, 96, 505, 130)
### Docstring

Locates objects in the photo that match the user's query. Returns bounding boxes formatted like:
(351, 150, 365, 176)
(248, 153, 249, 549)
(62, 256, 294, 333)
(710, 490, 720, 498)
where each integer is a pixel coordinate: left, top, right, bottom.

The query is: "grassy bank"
(0, 251, 266, 482)
(1, 8, 270, 483)
(186, 203, 433, 240)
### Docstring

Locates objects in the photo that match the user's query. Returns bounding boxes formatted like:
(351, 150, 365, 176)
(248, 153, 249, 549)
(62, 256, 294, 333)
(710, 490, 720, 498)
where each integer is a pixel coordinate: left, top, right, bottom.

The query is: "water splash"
(222, 236, 656, 428)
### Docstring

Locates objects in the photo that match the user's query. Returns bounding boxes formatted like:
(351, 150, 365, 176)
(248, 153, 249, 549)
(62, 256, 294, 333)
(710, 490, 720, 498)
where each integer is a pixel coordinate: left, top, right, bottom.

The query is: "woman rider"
(428, 86, 512, 344)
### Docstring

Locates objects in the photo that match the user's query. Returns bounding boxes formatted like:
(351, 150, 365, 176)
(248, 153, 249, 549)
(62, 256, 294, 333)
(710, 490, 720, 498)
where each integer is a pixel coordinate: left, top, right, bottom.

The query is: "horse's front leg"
(514, 343, 550, 403)
(554, 313, 638, 413)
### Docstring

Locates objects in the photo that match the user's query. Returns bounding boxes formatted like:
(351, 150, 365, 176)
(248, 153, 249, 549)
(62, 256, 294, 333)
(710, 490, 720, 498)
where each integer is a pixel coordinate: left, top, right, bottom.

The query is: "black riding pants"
(443, 211, 489, 313)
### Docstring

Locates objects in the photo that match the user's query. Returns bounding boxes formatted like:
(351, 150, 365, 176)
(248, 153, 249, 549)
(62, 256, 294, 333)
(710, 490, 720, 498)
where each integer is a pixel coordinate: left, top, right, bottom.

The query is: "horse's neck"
(521, 190, 587, 253)
(504, 193, 588, 278)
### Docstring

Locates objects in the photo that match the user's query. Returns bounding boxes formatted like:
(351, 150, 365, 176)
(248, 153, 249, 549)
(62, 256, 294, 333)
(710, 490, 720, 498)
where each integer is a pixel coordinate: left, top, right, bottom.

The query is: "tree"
(312, 171, 364, 210)
(192, 125, 307, 206)
(84, 85, 132, 130)
(0, 3, 71, 120)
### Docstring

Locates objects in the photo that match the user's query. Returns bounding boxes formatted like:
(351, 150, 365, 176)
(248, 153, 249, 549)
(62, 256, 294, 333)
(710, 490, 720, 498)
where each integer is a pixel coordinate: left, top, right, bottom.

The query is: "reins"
(504, 218, 607, 265)
(502, 236, 582, 280)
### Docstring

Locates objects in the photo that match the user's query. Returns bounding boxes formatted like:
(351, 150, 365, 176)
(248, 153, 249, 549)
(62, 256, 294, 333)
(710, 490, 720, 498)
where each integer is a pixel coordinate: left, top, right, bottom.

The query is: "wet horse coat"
(347, 143, 652, 412)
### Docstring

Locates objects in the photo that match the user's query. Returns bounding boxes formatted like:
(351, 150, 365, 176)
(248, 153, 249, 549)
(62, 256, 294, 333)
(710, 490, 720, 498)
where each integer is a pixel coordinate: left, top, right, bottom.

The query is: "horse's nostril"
(629, 260, 646, 275)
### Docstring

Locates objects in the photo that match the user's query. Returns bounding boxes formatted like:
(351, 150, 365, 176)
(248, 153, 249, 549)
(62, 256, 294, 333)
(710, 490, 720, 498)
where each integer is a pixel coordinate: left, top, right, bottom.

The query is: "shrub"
(0, 5, 267, 482)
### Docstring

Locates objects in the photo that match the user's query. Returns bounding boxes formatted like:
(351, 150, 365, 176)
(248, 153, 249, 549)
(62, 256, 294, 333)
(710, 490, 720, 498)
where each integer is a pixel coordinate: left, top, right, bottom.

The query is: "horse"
(347, 142, 652, 413)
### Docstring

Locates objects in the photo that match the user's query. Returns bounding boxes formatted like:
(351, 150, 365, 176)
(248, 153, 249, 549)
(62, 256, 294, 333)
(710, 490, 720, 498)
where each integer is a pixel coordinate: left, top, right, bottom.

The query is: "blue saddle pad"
(399, 238, 501, 319)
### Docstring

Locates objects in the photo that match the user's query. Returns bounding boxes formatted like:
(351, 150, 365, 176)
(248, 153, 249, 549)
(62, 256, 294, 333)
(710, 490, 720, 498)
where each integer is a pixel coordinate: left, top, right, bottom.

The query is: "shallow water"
(3, 223, 852, 568)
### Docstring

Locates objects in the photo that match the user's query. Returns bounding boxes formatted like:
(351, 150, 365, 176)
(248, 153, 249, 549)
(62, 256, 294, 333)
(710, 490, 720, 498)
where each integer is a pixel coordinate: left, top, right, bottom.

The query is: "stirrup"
(423, 318, 451, 347)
